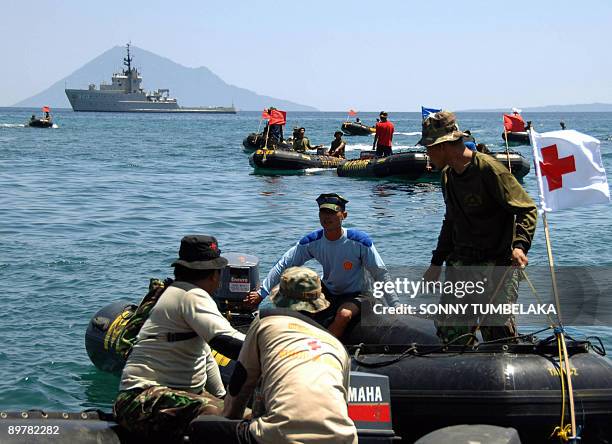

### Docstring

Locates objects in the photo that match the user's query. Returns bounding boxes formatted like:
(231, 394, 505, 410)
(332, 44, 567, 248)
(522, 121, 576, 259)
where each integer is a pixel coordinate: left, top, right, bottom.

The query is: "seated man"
(246, 193, 399, 338)
(293, 127, 322, 153)
(114, 235, 246, 442)
(190, 267, 357, 444)
(328, 131, 346, 158)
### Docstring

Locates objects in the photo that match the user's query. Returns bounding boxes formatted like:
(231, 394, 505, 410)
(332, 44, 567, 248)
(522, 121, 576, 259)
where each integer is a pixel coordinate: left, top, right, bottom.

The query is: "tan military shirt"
(120, 282, 244, 393)
(224, 309, 357, 444)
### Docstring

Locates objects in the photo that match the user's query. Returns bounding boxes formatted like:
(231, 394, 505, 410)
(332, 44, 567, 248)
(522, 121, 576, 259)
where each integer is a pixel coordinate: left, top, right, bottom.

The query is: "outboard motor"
(215, 252, 259, 311)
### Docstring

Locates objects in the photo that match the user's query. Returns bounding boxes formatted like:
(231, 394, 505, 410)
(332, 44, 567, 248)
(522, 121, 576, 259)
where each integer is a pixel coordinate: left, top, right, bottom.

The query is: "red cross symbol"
(308, 340, 321, 351)
(539, 144, 576, 191)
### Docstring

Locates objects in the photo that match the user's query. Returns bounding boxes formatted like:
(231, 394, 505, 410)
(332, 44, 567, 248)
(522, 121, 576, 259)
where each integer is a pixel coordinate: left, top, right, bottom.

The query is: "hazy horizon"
(3, 0, 611, 111)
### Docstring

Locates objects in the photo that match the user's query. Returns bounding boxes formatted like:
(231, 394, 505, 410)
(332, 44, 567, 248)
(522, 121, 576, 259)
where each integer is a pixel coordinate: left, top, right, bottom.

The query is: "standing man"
(266, 107, 284, 147)
(372, 111, 394, 157)
(190, 267, 357, 444)
(114, 235, 246, 442)
(245, 193, 399, 338)
(419, 111, 537, 344)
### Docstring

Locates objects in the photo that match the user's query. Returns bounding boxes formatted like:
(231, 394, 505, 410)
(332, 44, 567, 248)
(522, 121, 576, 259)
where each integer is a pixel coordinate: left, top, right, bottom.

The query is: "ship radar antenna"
(123, 42, 133, 73)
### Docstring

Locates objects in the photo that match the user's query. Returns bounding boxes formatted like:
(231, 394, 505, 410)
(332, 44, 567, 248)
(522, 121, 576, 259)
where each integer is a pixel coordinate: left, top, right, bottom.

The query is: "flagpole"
(528, 128, 577, 440)
(503, 118, 513, 173)
(263, 123, 271, 150)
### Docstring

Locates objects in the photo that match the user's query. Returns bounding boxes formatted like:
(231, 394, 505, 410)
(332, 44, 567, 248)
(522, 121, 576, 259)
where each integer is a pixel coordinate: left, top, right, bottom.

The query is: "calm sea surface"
(1, 108, 611, 411)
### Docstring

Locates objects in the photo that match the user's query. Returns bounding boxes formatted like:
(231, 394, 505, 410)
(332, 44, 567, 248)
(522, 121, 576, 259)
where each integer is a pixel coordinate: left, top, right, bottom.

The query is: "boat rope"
(463, 264, 581, 441)
(550, 331, 573, 442)
(351, 333, 478, 368)
(520, 270, 579, 441)
(519, 269, 561, 327)
(502, 124, 513, 173)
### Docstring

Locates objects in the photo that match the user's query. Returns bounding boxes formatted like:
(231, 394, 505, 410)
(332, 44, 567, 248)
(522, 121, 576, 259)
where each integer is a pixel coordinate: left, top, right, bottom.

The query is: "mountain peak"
(14, 45, 316, 111)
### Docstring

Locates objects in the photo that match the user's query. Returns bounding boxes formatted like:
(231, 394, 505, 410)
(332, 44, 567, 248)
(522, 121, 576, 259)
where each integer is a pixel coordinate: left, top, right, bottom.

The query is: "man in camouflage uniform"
(420, 111, 537, 344)
(113, 235, 246, 442)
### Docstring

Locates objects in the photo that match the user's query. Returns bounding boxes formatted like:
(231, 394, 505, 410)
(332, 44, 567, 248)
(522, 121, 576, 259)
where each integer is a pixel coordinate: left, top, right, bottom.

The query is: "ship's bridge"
(99, 68, 142, 93)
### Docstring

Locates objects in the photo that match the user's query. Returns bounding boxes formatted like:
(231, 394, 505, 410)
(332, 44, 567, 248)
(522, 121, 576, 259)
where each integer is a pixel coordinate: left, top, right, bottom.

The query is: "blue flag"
(421, 106, 441, 120)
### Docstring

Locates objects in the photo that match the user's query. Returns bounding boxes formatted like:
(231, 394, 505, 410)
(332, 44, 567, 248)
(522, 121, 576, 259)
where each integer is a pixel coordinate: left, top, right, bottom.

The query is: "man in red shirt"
(372, 111, 394, 157)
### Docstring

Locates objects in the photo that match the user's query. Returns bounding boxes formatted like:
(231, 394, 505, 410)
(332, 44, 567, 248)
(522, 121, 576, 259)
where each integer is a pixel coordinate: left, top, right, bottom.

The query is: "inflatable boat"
(0, 374, 396, 444)
(249, 148, 345, 172)
(341, 121, 376, 136)
(337, 150, 530, 181)
(344, 313, 612, 443)
(83, 295, 612, 443)
(502, 131, 530, 145)
(27, 118, 53, 128)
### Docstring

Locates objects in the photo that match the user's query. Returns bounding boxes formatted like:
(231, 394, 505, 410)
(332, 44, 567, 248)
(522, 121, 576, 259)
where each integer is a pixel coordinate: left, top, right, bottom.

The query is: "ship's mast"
(123, 42, 133, 93)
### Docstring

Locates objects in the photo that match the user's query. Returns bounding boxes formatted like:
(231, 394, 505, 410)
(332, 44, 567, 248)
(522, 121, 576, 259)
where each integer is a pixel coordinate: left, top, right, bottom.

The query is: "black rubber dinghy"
(341, 121, 375, 136)
(249, 149, 344, 171)
(27, 119, 53, 128)
(337, 151, 530, 180)
(82, 300, 612, 443)
(502, 131, 530, 145)
(350, 340, 612, 443)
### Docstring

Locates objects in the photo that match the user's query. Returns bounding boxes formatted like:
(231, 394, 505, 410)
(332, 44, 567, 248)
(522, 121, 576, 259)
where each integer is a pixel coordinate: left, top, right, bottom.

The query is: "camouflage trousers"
(434, 260, 520, 345)
(113, 385, 224, 442)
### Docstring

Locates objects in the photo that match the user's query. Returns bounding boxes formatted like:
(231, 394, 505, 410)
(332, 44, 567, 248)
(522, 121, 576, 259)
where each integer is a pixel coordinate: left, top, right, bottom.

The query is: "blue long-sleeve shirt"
(260, 228, 398, 306)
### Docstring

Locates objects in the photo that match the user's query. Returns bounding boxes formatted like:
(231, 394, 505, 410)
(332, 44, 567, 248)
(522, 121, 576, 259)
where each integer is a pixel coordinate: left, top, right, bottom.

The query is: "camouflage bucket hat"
(270, 267, 330, 313)
(417, 111, 467, 147)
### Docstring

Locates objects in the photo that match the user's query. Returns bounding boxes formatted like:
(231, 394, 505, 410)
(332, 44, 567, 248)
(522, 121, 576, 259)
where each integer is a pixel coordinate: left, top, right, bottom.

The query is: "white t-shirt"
(120, 283, 244, 393)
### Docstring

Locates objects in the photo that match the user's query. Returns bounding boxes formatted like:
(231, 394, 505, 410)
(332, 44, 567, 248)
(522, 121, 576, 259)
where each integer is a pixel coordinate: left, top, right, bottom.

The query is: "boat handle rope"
(520, 269, 581, 442)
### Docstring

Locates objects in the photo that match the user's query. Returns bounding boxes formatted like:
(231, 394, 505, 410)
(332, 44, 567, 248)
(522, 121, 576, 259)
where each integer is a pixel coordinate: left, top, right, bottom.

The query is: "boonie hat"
(417, 110, 467, 147)
(316, 193, 349, 212)
(270, 267, 330, 313)
(171, 235, 228, 270)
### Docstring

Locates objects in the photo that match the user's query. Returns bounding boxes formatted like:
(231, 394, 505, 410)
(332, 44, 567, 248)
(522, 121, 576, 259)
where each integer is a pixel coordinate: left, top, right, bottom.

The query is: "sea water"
(1, 108, 611, 411)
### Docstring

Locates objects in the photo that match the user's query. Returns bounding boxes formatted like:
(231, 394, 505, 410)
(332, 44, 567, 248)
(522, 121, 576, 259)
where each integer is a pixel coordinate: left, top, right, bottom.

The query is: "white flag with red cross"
(530, 129, 610, 212)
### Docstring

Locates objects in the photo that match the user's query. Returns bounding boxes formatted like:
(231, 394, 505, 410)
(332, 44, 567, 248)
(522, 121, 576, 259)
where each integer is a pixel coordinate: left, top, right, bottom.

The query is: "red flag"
(348, 109, 357, 116)
(42, 106, 50, 113)
(262, 109, 271, 120)
(503, 114, 525, 132)
(268, 109, 287, 126)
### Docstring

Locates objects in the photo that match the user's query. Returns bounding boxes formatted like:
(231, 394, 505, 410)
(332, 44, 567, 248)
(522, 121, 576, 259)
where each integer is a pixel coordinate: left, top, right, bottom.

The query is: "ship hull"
(65, 89, 236, 114)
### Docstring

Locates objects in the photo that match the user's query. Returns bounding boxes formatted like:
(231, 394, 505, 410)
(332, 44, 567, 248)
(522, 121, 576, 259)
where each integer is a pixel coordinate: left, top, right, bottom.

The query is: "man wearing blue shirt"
(246, 193, 399, 338)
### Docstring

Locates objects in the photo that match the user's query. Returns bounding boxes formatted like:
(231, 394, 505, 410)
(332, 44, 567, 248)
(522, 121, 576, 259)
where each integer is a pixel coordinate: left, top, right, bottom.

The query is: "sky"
(2, 0, 612, 111)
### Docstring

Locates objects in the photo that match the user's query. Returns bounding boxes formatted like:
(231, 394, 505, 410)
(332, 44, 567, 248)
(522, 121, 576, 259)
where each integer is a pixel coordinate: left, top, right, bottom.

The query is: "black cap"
(171, 235, 228, 270)
(316, 193, 349, 212)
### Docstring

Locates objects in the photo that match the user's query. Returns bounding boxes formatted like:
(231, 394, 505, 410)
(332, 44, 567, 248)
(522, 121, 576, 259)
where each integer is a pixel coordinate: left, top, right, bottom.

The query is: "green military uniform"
(432, 152, 537, 342)
(418, 111, 537, 344)
(293, 136, 313, 153)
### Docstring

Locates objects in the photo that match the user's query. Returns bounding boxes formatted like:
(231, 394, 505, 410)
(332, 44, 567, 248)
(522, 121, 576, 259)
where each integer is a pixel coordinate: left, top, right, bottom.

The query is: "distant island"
(13, 45, 317, 111)
(460, 103, 612, 113)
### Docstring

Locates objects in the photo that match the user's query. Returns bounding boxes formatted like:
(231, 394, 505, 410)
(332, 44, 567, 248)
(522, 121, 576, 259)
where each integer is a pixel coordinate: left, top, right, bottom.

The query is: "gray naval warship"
(65, 44, 236, 114)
